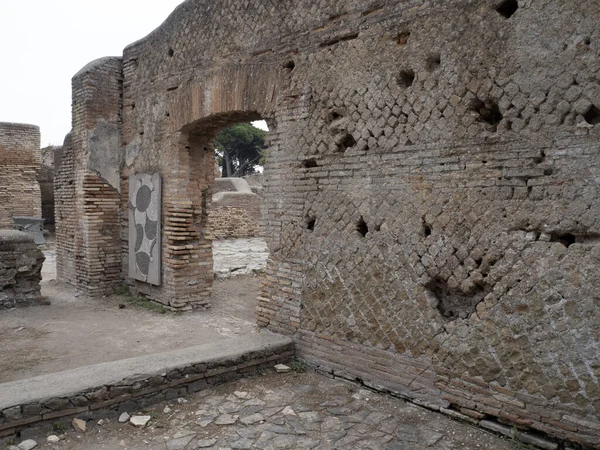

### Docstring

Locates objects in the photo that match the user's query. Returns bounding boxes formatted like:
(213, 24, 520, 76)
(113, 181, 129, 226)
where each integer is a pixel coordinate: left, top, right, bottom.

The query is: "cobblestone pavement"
(212, 239, 269, 278)
(11, 371, 515, 450)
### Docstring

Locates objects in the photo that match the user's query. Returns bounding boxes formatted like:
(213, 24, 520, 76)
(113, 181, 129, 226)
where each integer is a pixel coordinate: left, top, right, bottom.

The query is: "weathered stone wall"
(206, 178, 261, 239)
(0, 123, 41, 228)
(0, 231, 45, 309)
(63, 0, 600, 446)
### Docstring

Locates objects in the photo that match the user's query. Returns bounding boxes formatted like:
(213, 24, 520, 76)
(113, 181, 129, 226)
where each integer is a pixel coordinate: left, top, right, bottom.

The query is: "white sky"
(0, 1, 186, 146)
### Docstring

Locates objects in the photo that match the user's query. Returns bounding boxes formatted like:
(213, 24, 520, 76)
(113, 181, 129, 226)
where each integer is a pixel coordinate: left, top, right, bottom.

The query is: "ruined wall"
(0, 123, 41, 228)
(66, 0, 600, 446)
(0, 231, 45, 309)
(55, 59, 122, 295)
(206, 178, 261, 239)
(40, 145, 63, 225)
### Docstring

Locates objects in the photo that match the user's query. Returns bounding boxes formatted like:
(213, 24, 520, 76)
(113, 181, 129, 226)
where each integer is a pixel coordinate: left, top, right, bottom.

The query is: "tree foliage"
(214, 123, 265, 177)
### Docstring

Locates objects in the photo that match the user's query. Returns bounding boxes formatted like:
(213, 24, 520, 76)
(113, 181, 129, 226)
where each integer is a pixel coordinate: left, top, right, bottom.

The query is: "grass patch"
(115, 284, 167, 314)
(289, 357, 310, 373)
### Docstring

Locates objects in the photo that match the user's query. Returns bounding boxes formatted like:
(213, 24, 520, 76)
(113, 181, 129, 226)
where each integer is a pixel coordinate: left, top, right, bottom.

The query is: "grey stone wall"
(0, 231, 45, 309)
(65, 0, 600, 446)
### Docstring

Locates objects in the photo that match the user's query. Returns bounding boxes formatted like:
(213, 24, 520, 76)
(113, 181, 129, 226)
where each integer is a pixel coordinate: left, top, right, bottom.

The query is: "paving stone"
(166, 431, 197, 450)
(215, 414, 238, 425)
(195, 438, 218, 448)
(240, 413, 264, 425)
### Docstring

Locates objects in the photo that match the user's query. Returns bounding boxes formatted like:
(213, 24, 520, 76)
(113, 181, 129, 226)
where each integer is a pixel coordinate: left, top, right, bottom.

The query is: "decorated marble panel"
(129, 173, 161, 285)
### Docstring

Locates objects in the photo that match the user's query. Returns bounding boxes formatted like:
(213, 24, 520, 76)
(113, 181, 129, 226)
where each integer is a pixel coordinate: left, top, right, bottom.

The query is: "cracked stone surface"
(7, 371, 516, 449)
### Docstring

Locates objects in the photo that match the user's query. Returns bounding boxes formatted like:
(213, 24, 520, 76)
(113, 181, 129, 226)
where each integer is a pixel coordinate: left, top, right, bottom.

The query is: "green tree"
(214, 123, 265, 177)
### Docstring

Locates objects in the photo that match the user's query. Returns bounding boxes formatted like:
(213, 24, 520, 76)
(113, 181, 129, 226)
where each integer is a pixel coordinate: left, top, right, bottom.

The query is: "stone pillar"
(55, 58, 123, 295)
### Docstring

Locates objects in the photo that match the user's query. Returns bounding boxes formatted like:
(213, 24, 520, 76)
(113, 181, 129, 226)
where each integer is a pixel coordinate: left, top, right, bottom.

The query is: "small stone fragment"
(118, 412, 130, 423)
(47, 435, 60, 444)
(163, 406, 172, 413)
(18, 440, 37, 450)
(281, 406, 296, 416)
(130, 415, 152, 427)
(274, 364, 291, 373)
(196, 438, 218, 448)
(72, 418, 86, 432)
(176, 397, 188, 404)
(234, 391, 248, 399)
(97, 419, 106, 426)
(196, 417, 214, 427)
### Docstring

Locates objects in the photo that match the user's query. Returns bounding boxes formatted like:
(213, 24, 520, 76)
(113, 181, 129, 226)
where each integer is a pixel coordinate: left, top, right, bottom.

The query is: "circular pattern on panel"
(130, 175, 159, 279)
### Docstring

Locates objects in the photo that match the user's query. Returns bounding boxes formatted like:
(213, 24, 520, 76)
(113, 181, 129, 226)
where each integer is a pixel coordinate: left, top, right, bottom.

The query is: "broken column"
(0, 230, 46, 309)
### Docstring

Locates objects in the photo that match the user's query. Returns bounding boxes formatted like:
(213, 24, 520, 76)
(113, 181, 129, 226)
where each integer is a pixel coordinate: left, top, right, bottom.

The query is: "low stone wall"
(0, 333, 293, 437)
(206, 178, 262, 239)
(0, 231, 45, 309)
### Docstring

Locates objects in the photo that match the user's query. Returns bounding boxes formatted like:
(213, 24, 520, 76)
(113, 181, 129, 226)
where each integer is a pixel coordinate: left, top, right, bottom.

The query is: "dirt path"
(0, 276, 261, 383)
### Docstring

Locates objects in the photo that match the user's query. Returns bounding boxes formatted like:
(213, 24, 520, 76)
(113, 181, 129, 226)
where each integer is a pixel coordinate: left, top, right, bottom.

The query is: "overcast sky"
(0, 1, 186, 146)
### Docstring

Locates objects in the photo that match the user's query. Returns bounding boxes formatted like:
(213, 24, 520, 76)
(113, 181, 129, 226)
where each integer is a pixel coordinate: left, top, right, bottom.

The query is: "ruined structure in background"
(0, 123, 41, 228)
(206, 178, 262, 239)
(55, 0, 600, 446)
(0, 231, 45, 309)
(40, 145, 63, 226)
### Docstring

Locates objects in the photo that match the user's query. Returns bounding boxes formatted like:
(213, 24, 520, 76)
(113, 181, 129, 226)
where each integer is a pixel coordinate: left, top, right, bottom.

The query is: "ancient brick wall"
(66, 0, 600, 445)
(206, 178, 262, 239)
(0, 123, 41, 228)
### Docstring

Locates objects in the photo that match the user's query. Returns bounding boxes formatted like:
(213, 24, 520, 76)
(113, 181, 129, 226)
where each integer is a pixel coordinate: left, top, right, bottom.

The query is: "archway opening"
(181, 113, 272, 317)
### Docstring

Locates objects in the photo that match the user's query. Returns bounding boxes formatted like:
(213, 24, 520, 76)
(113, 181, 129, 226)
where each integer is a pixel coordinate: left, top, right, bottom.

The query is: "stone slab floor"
(3, 371, 516, 450)
(0, 239, 269, 383)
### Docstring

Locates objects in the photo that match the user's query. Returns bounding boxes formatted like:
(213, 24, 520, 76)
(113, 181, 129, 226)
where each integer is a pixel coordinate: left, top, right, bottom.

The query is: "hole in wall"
(302, 158, 319, 168)
(284, 60, 296, 71)
(396, 31, 410, 46)
(426, 54, 441, 71)
(471, 98, 503, 130)
(328, 111, 343, 122)
(534, 150, 545, 164)
(426, 277, 490, 321)
(168, 48, 174, 57)
(583, 37, 591, 46)
(305, 216, 316, 231)
(422, 221, 432, 237)
(543, 168, 553, 176)
(583, 104, 600, 125)
(165, 111, 170, 117)
(550, 232, 576, 247)
(397, 70, 415, 88)
(337, 133, 356, 153)
(356, 216, 368, 237)
(496, 0, 518, 19)
(131, 103, 136, 110)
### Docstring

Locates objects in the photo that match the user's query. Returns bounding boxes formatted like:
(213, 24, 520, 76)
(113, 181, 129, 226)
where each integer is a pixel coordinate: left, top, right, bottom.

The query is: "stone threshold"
(0, 331, 293, 437)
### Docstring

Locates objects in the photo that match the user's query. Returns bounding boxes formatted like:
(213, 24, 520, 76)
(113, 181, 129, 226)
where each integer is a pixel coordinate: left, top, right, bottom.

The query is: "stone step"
(0, 331, 293, 436)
